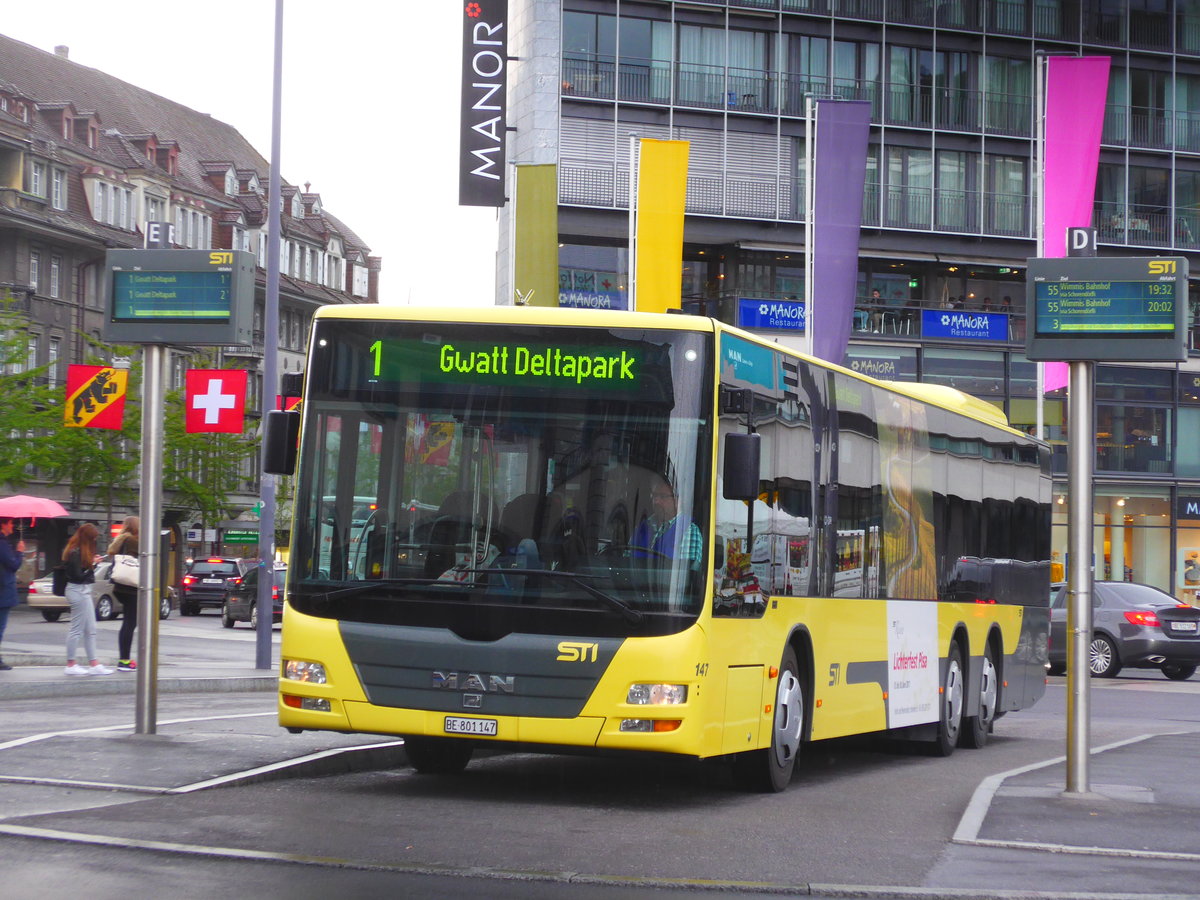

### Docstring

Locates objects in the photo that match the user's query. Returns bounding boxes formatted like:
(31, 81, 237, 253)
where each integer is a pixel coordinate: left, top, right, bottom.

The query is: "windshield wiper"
(464, 568, 644, 625)
(300, 577, 476, 603)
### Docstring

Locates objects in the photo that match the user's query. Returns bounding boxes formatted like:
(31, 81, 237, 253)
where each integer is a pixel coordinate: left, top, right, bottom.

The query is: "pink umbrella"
(0, 494, 70, 524)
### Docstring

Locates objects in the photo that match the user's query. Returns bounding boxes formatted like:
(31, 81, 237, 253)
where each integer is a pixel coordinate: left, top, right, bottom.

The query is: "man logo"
(209, 251, 234, 265)
(1148, 260, 1176, 275)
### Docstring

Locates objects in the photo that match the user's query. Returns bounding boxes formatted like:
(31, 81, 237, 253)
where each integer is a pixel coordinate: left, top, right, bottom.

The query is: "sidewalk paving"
(0, 644, 276, 699)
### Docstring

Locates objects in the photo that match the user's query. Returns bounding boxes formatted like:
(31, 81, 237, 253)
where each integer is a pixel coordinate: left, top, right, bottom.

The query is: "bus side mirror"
(713, 538, 725, 571)
(263, 409, 300, 475)
(722, 432, 760, 500)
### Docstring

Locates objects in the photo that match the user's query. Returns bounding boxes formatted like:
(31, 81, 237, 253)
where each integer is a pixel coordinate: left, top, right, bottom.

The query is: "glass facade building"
(504, 0, 1200, 600)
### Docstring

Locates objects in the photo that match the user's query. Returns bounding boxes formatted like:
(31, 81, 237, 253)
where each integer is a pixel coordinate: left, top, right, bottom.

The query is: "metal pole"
(803, 95, 815, 358)
(135, 343, 165, 735)
(628, 133, 637, 311)
(1034, 51, 1046, 440)
(256, 0, 284, 670)
(1065, 359, 1094, 794)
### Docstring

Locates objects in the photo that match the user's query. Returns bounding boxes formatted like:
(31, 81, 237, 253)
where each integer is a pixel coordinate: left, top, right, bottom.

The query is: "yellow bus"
(266, 306, 1051, 791)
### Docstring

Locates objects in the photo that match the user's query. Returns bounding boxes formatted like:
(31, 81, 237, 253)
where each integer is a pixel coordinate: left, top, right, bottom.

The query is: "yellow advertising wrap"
(514, 163, 559, 307)
(635, 139, 689, 313)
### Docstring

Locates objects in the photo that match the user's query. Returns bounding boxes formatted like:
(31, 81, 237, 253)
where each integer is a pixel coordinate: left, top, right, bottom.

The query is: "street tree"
(0, 292, 60, 491)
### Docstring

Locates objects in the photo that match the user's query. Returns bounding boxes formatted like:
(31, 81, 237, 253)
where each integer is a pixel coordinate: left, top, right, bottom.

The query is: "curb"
(0, 672, 276, 700)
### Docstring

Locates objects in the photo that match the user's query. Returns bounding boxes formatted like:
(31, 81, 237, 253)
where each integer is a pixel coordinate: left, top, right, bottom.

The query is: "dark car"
(221, 564, 285, 629)
(1048, 581, 1200, 679)
(180, 557, 247, 616)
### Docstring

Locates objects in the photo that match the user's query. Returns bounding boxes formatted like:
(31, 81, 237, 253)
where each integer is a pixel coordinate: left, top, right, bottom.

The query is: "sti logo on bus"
(557, 641, 598, 662)
(431, 671, 515, 693)
(1149, 260, 1177, 275)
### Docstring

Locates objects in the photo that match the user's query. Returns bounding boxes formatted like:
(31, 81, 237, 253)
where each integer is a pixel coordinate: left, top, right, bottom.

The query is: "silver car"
(24, 561, 175, 622)
(1048, 581, 1200, 680)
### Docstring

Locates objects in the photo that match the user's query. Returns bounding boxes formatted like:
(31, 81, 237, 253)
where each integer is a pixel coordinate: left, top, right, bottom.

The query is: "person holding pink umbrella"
(0, 516, 26, 671)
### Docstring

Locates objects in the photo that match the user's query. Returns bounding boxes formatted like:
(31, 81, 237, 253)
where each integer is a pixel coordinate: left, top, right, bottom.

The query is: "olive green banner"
(514, 163, 559, 307)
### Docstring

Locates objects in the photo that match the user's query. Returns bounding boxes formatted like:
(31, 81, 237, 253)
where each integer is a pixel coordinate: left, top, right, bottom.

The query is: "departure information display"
(103, 249, 255, 346)
(112, 270, 232, 321)
(1025, 256, 1188, 362)
(1034, 278, 1175, 334)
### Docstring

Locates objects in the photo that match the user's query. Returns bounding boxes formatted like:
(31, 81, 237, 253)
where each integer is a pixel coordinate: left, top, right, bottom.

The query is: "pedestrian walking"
(0, 516, 26, 671)
(62, 523, 112, 676)
(107, 515, 139, 671)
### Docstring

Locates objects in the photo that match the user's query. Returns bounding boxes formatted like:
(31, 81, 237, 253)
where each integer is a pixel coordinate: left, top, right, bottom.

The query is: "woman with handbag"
(63, 523, 112, 676)
(108, 516, 140, 672)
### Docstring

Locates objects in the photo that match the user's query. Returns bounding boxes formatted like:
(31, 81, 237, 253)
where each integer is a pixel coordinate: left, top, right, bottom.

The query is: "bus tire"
(930, 640, 965, 757)
(403, 736, 474, 775)
(733, 646, 803, 793)
(960, 642, 998, 749)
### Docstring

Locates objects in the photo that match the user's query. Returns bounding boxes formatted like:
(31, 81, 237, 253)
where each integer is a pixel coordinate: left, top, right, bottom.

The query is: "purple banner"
(811, 100, 871, 364)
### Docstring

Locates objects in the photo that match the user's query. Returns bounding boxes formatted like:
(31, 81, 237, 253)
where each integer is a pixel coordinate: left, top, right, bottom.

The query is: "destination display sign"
(1025, 256, 1188, 362)
(112, 270, 233, 321)
(308, 322, 699, 408)
(103, 249, 255, 346)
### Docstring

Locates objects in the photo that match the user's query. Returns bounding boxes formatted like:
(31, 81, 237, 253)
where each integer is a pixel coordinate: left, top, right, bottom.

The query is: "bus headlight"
(627, 683, 687, 705)
(283, 660, 327, 684)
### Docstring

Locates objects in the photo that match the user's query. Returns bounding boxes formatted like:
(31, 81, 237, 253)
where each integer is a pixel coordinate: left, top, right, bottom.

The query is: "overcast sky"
(5, 1, 500, 306)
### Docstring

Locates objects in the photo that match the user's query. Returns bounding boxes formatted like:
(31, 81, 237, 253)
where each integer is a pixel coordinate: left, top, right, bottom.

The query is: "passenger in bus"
(632, 476, 703, 570)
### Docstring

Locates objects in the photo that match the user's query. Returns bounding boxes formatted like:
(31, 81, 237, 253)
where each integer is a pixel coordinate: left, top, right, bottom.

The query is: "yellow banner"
(635, 139, 689, 313)
(514, 164, 559, 307)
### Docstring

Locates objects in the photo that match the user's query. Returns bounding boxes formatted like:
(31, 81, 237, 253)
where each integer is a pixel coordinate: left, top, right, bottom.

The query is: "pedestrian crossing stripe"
(64, 365, 128, 429)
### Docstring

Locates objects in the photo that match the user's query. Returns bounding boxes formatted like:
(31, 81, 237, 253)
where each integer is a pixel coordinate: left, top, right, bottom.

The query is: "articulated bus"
(266, 305, 1051, 791)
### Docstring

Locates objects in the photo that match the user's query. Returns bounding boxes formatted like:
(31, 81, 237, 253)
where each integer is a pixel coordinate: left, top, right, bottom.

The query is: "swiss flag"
(185, 369, 248, 434)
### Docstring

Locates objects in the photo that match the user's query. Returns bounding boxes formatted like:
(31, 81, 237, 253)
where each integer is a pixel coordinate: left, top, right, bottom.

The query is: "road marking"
(0, 711, 272, 752)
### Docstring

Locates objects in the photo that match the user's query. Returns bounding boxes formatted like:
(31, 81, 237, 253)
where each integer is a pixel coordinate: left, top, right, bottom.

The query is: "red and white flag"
(185, 369, 248, 434)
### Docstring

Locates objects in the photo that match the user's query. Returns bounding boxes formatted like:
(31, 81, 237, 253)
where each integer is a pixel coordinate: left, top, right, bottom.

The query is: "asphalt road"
(4, 604, 1200, 898)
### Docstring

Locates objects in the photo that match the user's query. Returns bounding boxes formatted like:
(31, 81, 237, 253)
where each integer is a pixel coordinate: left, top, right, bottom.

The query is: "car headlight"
(626, 683, 687, 705)
(283, 660, 327, 684)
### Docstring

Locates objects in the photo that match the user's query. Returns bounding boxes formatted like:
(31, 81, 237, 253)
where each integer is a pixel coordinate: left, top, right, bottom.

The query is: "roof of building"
(0, 32, 375, 268)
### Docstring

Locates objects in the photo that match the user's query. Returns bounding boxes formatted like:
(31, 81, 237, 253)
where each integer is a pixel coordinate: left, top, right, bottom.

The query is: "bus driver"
(633, 475, 703, 570)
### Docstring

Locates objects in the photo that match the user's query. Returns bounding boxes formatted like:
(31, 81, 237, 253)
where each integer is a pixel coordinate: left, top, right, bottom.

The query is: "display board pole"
(1065, 359, 1094, 793)
(135, 344, 166, 735)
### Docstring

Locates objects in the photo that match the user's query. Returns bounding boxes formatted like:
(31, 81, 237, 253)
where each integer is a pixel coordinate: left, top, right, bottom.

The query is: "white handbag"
(111, 554, 140, 587)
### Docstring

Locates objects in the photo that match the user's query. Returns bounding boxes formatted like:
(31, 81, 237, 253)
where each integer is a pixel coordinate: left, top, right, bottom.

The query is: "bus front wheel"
(403, 736, 474, 775)
(733, 646, 803, 792)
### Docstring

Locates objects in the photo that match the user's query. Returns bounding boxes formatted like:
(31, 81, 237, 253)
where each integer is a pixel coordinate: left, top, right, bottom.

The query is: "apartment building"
(0, 34, 380, 555)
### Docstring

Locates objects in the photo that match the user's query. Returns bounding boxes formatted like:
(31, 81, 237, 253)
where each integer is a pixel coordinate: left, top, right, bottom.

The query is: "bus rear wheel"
(403, 736, 474, 775)
(733, 646, 803, 792)
(930, 640, 964, 757)
(960, 643, 998, 749)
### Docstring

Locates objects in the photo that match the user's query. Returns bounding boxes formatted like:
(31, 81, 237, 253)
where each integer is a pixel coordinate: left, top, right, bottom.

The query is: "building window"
(51, 168, 66, 209)
(49, 256, 61, 299)
(146, 194, 165, 223)
(29, 251, 40, 290)
(985, 155, 1027, 235)
(30, 161, 46, 197)
(48, 337, 59, 388)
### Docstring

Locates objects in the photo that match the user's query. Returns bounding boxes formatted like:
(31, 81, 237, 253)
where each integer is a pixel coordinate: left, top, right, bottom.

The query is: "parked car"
(1048, 581, 1200, 679)
(179, 557, 248, 616)
(222, 564, 286, 629)
(25, 563, 175, 622)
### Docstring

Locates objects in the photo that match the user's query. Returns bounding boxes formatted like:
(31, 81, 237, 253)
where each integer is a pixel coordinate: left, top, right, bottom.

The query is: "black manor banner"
(460, 0, 508, 207)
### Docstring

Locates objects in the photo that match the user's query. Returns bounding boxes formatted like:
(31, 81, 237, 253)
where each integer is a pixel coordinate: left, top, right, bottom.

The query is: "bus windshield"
(290, 319, 714, 639)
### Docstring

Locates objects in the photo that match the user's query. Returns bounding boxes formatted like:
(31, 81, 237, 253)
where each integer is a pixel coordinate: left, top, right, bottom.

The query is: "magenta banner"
(1042, 56, 1110, 392)
(811, 100, 871, 364)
